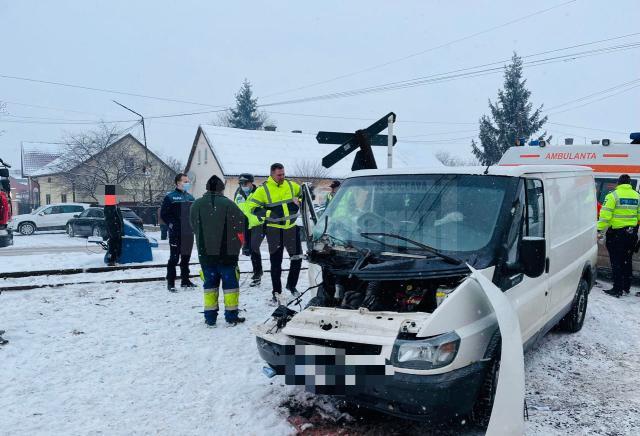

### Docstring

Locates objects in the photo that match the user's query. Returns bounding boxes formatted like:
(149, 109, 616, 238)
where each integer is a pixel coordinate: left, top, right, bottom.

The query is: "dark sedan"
(66, 207, 144, 238)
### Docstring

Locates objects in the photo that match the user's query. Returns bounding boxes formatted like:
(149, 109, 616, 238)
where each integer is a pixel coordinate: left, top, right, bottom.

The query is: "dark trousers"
(167, 231, 194, 285)
(249, 225, 266, 275)
(107, 236, 122, 264)
(606, 227, 638, 292)
(266, 226, 302, 294)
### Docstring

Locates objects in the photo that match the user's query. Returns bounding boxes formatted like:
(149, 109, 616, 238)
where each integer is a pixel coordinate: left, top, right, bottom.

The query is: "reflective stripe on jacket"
(234, 185, 263, 229)
(597, 184, 640, 231)
(248, 176, 301, 229)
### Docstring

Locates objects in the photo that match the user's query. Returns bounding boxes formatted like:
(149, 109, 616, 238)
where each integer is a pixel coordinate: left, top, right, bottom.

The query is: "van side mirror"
(519, 237, 546, 278)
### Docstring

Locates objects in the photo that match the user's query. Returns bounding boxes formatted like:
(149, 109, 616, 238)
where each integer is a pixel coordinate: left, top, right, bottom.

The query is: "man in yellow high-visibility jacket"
(597, 174, 640, 297)
(248, 163, 302, 304)
(234, 173, 265, 287)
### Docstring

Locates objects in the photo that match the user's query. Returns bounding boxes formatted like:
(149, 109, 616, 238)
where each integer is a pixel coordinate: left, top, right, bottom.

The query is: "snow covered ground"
(1, 277, 638, 435)
(1, 234, 639, 435)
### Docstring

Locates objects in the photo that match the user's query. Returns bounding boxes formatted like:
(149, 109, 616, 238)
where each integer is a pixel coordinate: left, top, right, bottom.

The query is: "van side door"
(546, 174, 596, 321)
(502, 178, 549, 343)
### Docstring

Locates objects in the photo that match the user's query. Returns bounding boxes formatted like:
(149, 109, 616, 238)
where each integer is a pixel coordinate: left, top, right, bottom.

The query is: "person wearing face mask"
(234, 173, 265, 287)
(160, 173, 196, 292)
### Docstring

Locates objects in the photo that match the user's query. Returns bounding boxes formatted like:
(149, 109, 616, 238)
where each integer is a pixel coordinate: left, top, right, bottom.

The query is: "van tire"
(470, 332, 501, 428)
(559, 277, 589, 333)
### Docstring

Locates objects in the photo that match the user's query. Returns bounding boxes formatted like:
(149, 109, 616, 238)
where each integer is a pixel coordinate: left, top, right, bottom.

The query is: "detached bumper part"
(256, 337, 487, 421)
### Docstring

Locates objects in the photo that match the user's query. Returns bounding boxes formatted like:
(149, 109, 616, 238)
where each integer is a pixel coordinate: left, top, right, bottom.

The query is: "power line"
(0, 74, 227, 108)
(548, 83, 640, 115)
(545, 77, 640, 111)
(260, 0, 579, 99)
(259, 40, 640, 107)
(546, 122, 628, 134)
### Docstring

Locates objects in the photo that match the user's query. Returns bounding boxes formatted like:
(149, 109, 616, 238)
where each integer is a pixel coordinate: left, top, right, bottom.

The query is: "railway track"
(1, 262, 306, 292)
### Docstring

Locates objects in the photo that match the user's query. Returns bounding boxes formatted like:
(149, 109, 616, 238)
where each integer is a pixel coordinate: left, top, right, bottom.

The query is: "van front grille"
(291, 336, 382, 355)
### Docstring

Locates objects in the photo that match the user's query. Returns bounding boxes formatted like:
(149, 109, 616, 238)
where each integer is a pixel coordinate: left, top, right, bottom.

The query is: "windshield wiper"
(359, 232, 463, 265)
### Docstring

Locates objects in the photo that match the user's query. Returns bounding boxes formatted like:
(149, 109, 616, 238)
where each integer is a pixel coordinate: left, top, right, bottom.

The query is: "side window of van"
(525, 179, 544, 238)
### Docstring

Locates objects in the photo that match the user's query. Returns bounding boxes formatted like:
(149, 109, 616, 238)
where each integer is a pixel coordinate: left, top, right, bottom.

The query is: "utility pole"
(387, 114, 394, 169)
(112, 100, 153, 204)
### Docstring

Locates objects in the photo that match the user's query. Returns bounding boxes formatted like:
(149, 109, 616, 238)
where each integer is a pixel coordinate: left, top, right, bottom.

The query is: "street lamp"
(112, 100, 153, 204)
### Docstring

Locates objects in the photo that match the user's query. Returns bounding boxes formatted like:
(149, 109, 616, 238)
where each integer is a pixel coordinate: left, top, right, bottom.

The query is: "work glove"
(597, 231, 605, 243)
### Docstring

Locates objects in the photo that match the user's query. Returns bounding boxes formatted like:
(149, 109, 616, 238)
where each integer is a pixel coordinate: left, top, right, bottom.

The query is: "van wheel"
(559, 277, 589, 333)
(470, 333, 501, 428)
(18, 222, 36, 235)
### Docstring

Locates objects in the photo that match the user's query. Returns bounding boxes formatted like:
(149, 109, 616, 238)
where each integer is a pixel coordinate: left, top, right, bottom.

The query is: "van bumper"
(256, 337, 487, 421)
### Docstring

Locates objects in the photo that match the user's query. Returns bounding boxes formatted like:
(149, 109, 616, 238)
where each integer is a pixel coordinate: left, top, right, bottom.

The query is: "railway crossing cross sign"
(317, 112, 396, 171)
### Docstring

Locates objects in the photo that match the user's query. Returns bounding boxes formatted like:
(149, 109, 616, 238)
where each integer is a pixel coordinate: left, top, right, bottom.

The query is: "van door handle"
(545, 257, 550, 273)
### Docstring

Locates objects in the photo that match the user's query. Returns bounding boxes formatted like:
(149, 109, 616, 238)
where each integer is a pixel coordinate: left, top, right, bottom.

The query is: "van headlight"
(391, 331, 460, 370)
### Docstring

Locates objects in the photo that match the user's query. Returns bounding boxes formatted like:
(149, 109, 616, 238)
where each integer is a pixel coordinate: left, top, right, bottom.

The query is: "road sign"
(318, 112, 396, 170)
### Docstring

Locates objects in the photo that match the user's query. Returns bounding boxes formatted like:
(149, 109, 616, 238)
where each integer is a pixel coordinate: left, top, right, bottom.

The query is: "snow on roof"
(199, 125, 443, 179)
(21, 142, 64, 177)
(349, 164, 593, 178)
(29, 154, 70, 177)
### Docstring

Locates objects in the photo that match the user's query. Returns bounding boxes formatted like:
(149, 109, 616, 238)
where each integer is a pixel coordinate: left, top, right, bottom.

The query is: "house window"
(204, 149, 208, 164)
(125, 159, 135, 173)
(197, 149, 202, 165)
(45, 194, 51, 205)
(61, 194, 67, 203)
(47, 177, 51, 183)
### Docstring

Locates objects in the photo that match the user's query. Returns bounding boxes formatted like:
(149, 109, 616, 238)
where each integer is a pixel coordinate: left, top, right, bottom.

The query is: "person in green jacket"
(190, 175, 246, 326)
(234, 173, 265, 287)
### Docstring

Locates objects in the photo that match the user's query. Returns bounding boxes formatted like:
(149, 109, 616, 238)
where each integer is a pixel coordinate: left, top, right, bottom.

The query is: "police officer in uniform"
(598, 174, 640, 297)
(161, 173, 196, 292)
(234, 173, 265, 287)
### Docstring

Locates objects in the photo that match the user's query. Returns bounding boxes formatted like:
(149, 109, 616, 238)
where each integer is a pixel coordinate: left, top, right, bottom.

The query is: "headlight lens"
(392, 331, 460, 369)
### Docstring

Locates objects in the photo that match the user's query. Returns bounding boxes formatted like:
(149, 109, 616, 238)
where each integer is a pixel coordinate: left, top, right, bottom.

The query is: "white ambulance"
(499, 132, 640, 275)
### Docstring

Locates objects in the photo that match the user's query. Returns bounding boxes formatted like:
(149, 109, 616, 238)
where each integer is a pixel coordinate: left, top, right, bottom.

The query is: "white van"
(499, 134, 639, 275)
(254, 165, 597, 425)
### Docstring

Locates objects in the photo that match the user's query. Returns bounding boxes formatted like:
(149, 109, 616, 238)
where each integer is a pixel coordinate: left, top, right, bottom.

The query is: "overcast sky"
(1, 0, 639, 171)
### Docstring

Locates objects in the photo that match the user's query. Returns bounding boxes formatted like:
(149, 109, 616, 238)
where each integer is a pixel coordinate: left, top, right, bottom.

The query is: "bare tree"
(435, 150, 479, 167)
(57, 123, 149, 202)
(291, 160, 330, 186)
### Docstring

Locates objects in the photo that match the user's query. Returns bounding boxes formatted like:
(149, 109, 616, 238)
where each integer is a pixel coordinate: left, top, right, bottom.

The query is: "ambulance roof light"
(602, 139, 611, 146)
(564, 138, 574, 145)
(631, 132, 640, 144)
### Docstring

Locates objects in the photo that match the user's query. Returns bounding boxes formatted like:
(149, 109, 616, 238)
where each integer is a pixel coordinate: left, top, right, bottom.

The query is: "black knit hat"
(206, 175, 225, 192)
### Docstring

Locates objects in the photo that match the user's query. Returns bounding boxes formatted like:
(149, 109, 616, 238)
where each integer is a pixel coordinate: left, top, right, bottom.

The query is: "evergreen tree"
(218, 79, 273, 130)
(471, 53, 547, 165)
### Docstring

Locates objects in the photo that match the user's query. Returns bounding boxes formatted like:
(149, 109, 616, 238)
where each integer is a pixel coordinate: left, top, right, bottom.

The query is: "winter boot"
(287, 286, 300, 297)
(250, 272, 262, 287)
(226, 317, 246, 327)
(167, 282, 178, 293)
(205, 319, 216, 328)
(181, 280, 197, 289)
(603, 288, 622, 298)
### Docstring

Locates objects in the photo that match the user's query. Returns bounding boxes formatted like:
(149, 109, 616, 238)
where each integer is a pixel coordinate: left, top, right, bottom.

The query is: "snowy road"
(1, 273, 638, 435)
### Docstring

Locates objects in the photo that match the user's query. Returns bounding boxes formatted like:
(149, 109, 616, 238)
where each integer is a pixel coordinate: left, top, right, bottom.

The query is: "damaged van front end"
(253, 170, 529, 422)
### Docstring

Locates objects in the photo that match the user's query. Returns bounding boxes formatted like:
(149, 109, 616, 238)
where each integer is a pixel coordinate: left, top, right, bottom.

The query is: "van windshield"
(314, 174, 511, 253)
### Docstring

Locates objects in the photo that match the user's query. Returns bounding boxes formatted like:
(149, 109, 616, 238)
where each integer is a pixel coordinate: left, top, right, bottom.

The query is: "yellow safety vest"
(234, 188, 263, 229)
(249, 177, 301, 229)
(597, 184, 640, 231)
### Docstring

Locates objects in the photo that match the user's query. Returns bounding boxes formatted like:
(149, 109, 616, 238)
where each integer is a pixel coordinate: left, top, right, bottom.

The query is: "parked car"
(254, 165, 597, 426)
(8, 203, 89, 235)
(66, 207, 144, 238)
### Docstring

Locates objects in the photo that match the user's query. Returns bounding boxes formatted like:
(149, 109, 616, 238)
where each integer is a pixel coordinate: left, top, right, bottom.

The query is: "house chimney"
(264, 125, 277, 132)
(564, 138, 574, 145)
(291, 130, 302, 133)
